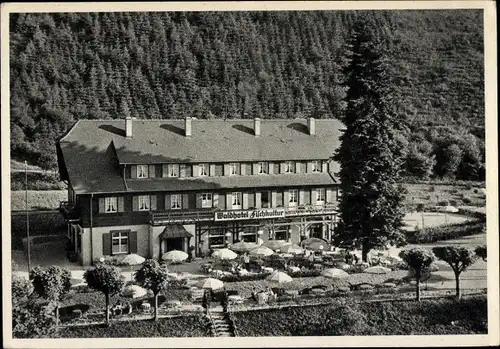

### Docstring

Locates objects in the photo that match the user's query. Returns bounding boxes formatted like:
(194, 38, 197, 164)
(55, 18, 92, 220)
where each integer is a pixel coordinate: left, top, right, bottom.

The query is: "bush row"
(406, 220, 486, 244)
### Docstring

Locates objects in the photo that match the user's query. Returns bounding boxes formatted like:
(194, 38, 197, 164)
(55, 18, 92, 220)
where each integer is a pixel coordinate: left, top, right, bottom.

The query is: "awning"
(159, 224, 193, 240)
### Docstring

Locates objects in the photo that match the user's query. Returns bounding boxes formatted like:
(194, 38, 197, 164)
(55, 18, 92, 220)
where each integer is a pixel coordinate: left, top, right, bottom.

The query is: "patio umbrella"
(443, 205, 459, 213)
(266, 271, 293, 284)
(249, 245, 274, 257)
(123, 285, 148, 298)
(212, 248, 238, 260)
(364, 266, 391, 274)
(321, 268, 349, 279)
(280, 244, 304, 255)
(300, 238, 331, 251)
(229, 241, 258, 253)
(121, 253, 146, 281)
(196, 277, 224, 290)
(162, 250, 188, 262)
(263, 240, 291, 251)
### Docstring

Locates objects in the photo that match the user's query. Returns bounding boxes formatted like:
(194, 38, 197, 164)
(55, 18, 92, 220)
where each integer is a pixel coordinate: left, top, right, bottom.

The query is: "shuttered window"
(199, 164, 209, 176)
(232, 192, 242, 209)
(137, 165, 149, 178)
(105, 197, 117, 213)
(111, 231, 129, 254)
(201, 193, 212, 208)
(168, 164, 180, 177)
(138, 195, 150, 211)
(258, 162, 268, 174)
(171, 194, 182, 209)
(316, 188, 326, 204)
(312, 160, 322, 173)
(289, 189, 298, 207)
(284, 161, 295, 173)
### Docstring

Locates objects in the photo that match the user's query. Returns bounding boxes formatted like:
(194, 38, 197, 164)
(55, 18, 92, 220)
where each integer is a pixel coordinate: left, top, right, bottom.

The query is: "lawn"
(232, 295, 487, 336)
(56, 315, 210, 338)
(11, 190, 67, 211)
(11, 211, 67, 251)
(403, 212, 474, 231)
(404, 182, 485, 208)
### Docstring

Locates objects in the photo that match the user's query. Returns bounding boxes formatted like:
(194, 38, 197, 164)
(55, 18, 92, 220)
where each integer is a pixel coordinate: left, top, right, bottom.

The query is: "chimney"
(308, 117, 316, 136)
(126, 117, 133, 138)
(185, 117, 192, 137)
(254, 117, 261, 137)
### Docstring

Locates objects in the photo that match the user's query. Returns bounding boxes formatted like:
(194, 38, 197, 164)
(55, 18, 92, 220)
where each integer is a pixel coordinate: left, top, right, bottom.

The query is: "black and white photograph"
(1, 1, 498, 348)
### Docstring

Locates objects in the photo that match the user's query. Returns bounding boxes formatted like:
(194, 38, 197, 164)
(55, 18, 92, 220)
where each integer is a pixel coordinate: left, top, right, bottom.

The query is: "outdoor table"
(228, 295, 244, 304)
(167, 300, 181, 308)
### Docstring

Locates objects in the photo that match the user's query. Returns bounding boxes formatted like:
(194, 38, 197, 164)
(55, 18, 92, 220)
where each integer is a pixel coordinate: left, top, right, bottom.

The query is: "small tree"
(134, 259, 170, 321)
(84, 263, 125, 325)
(475, 245, 487, 261)
(433, 246, 477, 299)
(399, 247, 434, 301)
(29, 266, 71, 326)
(12, 276, 34, 305)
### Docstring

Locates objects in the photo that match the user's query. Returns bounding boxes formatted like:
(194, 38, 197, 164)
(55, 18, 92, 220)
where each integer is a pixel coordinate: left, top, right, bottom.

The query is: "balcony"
(149, 203, 338, 226)
(59, 201, 80, 222)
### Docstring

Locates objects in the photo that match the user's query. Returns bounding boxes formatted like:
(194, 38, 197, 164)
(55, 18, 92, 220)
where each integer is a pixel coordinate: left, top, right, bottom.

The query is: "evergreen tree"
(333, 17, 407, 261)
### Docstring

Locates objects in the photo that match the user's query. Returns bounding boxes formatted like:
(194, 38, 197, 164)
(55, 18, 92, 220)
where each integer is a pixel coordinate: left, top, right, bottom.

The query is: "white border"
(1, 1, 498, 348)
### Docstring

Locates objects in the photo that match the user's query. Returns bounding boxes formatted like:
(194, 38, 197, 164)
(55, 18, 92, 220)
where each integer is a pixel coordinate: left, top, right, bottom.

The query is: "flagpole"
(25, 161, 31, 273)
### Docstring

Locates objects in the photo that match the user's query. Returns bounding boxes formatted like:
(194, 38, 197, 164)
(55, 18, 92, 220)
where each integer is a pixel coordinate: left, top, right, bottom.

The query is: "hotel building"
(57, 117, 344, 266)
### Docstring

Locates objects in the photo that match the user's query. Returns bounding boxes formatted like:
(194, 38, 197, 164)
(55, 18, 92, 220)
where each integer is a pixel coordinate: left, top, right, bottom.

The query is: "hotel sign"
(215, 209, 286, 221)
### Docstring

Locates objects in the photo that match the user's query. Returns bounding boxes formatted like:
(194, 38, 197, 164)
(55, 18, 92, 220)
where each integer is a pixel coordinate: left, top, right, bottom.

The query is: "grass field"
(403, 212, 474, 231)
(10, 190, 67, 211)
(404, 183, 485, 207)
(231, 295, 487, 336)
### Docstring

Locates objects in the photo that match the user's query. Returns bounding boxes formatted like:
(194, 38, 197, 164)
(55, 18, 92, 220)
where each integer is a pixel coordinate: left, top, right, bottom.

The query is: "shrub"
(406, 221, 486, 244)
(462, 197, 472, 204)
(437, 200, 449, 206)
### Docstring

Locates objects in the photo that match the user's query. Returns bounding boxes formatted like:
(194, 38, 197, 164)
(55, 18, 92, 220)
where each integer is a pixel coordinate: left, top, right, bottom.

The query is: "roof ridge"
(59, 120, 81, 142)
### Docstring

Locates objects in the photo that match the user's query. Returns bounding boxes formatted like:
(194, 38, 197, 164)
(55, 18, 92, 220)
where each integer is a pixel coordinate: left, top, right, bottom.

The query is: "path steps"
(209, 307, 235, 337)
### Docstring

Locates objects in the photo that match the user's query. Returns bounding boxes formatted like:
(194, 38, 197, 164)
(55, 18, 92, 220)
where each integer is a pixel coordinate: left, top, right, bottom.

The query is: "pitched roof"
(58, 119, 344, 194)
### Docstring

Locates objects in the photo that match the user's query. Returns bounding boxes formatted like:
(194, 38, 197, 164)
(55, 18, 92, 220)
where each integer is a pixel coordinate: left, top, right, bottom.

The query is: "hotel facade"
(57, 117, 344, 266)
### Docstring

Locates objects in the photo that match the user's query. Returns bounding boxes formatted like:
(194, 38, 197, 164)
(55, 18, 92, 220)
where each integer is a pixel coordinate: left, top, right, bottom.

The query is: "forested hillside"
(9, 10, 485, 180)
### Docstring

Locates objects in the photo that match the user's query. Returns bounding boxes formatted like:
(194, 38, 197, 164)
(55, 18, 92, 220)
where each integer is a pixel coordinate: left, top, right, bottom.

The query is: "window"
(229, 163, 238, 176)
(289, 189, 298, 206)
(258, 162, 268, 174)
(168, 164, 179, 177)
(105, 197, 117, 213)
(284, 161, 295, 173)
(261, 191, 270, 208)
(232, 192, 242, 209)
(201, 193, 212, 208)
(317, 188, 326, 203)
(171, 194, 181, 209)
(137, 165, 149, 178)
(199, 164, 209, 177)
(138, 195, 150, 211)
(312, 161, 322, 173)
(112, 231, 129, 254)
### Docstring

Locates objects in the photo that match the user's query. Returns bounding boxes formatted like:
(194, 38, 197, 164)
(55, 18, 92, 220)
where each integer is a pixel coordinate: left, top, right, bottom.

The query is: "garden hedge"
(405, 220, 486, 244)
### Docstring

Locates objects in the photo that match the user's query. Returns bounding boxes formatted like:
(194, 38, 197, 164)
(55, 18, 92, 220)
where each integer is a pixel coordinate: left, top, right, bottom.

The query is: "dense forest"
(9, 10, 485, 180)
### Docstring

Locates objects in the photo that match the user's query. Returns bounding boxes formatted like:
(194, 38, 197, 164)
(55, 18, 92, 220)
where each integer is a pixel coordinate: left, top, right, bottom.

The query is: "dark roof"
(58, 119, 344, 194)
(159, 225, 193, 239)
(126, 173, 336, 193)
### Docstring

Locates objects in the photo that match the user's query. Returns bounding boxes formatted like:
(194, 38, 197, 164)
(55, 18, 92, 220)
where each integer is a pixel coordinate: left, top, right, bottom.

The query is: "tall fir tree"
(333, 17, 407, 261)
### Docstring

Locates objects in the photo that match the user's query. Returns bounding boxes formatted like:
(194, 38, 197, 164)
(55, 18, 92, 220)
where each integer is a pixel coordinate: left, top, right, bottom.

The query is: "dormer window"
(312, 160, 322, 173)
(284, 161, 295, 173)
(105, 197, 117, 213)
(168, 164, 179, 177)
(137, 165, 149, 178)
(199, 164, 209, 177)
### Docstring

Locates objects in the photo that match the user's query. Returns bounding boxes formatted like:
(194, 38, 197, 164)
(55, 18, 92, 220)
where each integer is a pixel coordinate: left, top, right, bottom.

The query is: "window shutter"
(196, 194, 202, 208)
(271, 191, 277, 208)
(280, 162, 286, 174)
(326, 188, 333, 203)
(162, 164, 168, 178)
(180, 164, 186, 177)
(322, 161, 327, 173)
(150, 195, 157, 210)
(187, 165, 192, 177)
(132, 196, 139, 211)
(131, 165, 137, 179)
(129, 231, 138, 254)
(209, 164, 215, 176)
(240, 163, 246, 176)
(102, 233, 111, 256)
(215, 164, 223, 176)
(252, 163, 258, 175)
(276, 191, 283, 207)
(118, 197, 125, 212)
(226, 193, 233, 210)
(307, 162, 313, 173)
(273, 163, 280, 174)
(304, 189, 311, 205)
(255, 192, 261, 208)
(149, 165, 156, 178)
(248, 192, 255, 208)
(165, 194, 171, 209)
(98, 198, 105, 213)
(283, 191, 289, 208)
(223, 164, 230, 176)
(299, 190, 305, 206)
(192, 164, 199, 177)
(182, 194, 189, 209)
(311, 189, 318, 204)
(212, 193, 219, 208)
(268, 162, 274, 175)
(218, 193, 226, 209)
(242, 193, 249, 209)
